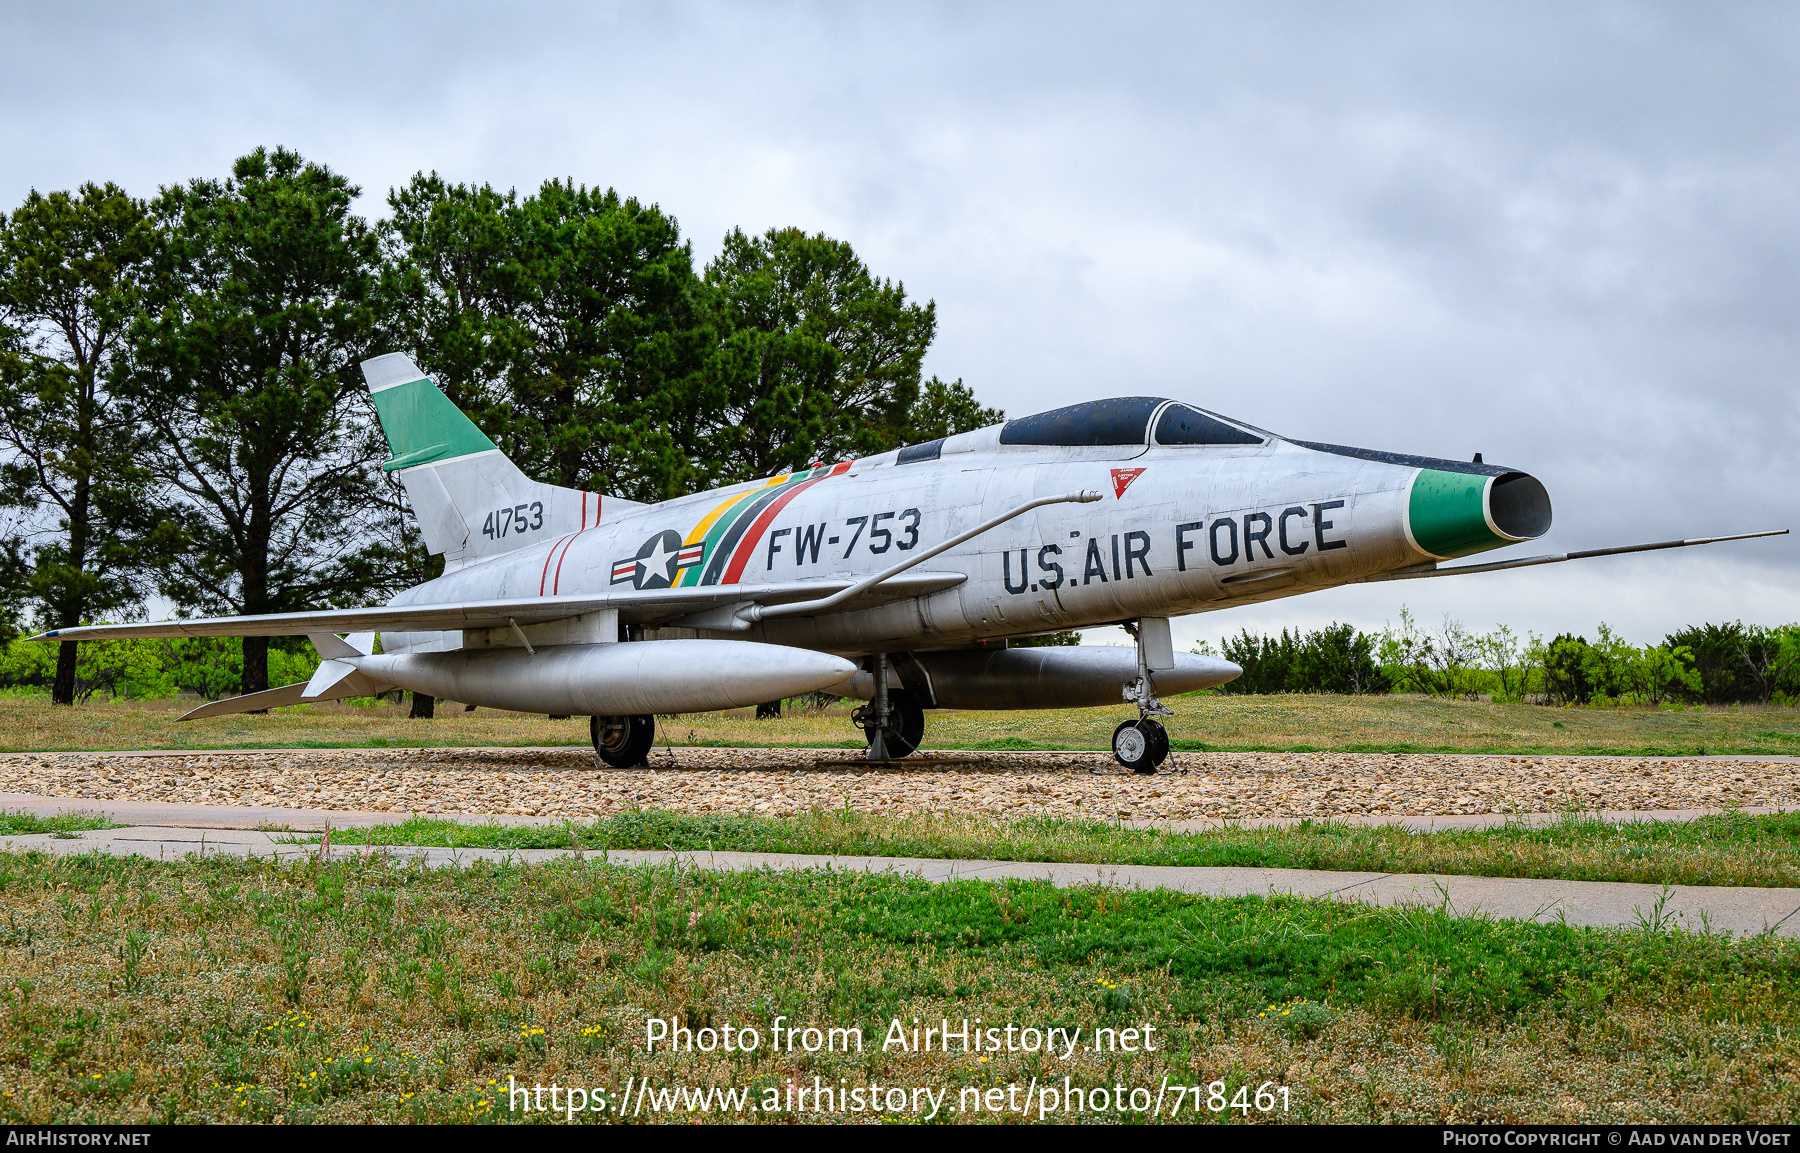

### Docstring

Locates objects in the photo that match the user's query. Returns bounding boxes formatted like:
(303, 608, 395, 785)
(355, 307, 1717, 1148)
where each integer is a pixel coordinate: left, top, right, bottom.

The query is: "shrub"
(1216, 623, 1389, 695)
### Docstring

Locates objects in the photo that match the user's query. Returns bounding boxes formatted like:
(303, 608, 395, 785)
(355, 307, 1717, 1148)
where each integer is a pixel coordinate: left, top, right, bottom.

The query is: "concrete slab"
(6, 824, 1799, 938)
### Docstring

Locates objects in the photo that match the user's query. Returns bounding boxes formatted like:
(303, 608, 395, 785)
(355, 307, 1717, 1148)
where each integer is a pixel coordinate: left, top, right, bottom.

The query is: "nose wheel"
(591, 714, 655, 767)
(1112, 719, 1169, 774)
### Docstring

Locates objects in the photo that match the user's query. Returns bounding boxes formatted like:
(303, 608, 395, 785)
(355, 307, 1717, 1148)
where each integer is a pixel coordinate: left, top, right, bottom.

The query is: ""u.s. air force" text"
(999, 501, 1347, 594)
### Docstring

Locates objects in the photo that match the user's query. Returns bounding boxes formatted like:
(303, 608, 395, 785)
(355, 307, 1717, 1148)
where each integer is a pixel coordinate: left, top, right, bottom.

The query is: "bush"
(1530, 627, 1699, 707)
(0, 636, 319, 702)
(1216, 623, 1389, 695)
(1542, 633, 1594, 705)
(1376, 609, 1484, 699)
(1664, 622, 1800, 705)
(1011, 631, 1081, 647)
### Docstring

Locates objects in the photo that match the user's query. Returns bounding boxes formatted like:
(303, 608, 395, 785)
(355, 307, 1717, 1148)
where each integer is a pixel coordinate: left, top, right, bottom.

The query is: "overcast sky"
(5, 1, 1795, 648)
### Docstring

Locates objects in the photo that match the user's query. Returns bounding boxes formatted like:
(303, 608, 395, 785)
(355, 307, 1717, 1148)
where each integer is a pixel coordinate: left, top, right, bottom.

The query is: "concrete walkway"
(4, 807, 1799, 938)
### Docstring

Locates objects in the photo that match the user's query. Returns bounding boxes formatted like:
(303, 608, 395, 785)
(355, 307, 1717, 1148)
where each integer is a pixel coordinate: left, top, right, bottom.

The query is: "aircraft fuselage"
(384, 417, 1547, 660)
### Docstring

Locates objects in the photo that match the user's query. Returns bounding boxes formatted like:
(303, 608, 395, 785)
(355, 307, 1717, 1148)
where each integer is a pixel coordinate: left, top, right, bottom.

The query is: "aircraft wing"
(31, 571, 968, 643)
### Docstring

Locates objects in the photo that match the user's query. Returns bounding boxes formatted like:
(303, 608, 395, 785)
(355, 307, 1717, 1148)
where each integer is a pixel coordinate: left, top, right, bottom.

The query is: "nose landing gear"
(1116, 617, 1175, 774)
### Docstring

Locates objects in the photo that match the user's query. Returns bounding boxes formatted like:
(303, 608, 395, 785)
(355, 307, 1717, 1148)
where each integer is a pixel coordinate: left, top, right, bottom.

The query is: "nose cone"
(1408, 469, 1552, 560)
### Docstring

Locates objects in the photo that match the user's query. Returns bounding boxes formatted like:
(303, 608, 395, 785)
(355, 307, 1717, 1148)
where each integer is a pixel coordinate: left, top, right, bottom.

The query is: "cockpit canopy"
(998, 397, 1265, 448)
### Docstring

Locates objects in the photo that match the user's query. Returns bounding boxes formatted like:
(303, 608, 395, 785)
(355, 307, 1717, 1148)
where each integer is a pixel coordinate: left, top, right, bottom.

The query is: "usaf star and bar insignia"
(611, 530, 706, 590)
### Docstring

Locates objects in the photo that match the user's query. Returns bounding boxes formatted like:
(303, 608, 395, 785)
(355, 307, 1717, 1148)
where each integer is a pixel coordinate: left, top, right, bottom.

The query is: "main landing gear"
(591, 714, 655, 767)
(1112, 718, 1169, 774)
(1115, 617, 1176, 774)
(852, 653, 924, 760)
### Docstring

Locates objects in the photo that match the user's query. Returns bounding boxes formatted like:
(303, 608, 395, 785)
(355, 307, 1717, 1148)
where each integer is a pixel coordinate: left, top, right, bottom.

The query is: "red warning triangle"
(1110, 468, 1146, 499)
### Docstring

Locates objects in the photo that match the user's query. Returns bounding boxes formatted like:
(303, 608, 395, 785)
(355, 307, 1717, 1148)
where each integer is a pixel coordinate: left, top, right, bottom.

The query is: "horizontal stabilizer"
(178, 681, 310, 720)
(307, 631, 374, 660)
(1360, 529, 1789, 583)
(177, 658, 395, 722)
(304, 658, 376, 699)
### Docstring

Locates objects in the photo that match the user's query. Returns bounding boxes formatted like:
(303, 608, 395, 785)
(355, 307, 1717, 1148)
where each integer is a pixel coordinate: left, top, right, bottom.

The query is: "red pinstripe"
(552, 531, 583, 594)
(539, 534, 575, 595)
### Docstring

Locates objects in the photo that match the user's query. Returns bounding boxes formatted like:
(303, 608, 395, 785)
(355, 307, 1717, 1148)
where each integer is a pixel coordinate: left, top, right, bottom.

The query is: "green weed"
(326, 807, 1800, 888)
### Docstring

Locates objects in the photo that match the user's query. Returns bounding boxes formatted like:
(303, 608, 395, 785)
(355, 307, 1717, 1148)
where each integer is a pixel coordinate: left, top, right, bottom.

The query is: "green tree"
(1622, 642, 1700, 705)
(1474, 624, 1531, 703)
(1539, 633, 1594, 705)
(1011, 630, 1082, 647)
(1377, 607, 1436, 694)
(1666, 622, 1757, 704)
(1218, 628, 1300, 694)
(1738, 624, 1800, 705)
(703, 226, 997, 481)
(907, 374, 1003, 445)
(0, 183, 168, 703)
(124, 147, 389, 696)
(1292, 623, 1390, 694)
(383, 174, 715, 502)
(0, 534, 29, 643)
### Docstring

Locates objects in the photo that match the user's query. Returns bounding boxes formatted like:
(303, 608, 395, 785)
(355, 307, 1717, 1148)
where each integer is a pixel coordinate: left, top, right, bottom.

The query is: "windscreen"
(1153, 404, 1264, 446)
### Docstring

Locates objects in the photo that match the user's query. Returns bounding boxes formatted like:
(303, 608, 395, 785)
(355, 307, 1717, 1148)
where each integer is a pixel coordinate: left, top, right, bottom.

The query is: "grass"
(319, 807, 1800, 889)
(3, 691, 1799, 756)
(2, 848, 1799, 1124)
(0, 811, 119, 836)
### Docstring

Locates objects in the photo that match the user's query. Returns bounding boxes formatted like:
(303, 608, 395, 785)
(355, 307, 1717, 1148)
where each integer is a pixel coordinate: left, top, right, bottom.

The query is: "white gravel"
(0, 746, 1793, 822)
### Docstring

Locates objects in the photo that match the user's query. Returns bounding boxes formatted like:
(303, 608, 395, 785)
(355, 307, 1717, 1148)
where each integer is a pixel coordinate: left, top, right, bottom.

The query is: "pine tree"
(124, 148, 390, 696)
(0, 182, 168, 702)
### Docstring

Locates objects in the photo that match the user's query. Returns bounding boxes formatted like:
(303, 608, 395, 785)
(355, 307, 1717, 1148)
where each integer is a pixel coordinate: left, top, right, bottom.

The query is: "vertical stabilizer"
(360, 353, 639, 570)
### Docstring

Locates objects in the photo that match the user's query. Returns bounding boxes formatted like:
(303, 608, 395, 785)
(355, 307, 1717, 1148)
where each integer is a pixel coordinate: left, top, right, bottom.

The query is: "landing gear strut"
(852, 653, 924, 760)
(591, 714, 655, 767)
(1115, 617, 1174, 774)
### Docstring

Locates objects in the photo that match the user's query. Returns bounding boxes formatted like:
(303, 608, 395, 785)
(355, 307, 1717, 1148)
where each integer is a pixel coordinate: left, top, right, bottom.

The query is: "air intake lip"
(1488, 472, 1552, 541)
(1408, 467, 1553, 560)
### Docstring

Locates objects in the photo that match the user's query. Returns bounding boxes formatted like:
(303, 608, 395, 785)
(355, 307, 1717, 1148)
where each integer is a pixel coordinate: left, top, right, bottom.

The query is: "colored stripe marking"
(551, 533, 582, 594)
(540, 534, 575, 595)
(677, 475, 794, 587)
(719, 462, 853, 585)
(698, 478, 813, 585)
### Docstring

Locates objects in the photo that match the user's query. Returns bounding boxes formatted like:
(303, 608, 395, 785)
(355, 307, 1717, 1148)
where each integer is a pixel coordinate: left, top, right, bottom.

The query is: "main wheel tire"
(860, 688, 925, 759)
(1143, 718, 1170, 768)
(1113, 719, 1163, 774)
(591, 714, 655, 767)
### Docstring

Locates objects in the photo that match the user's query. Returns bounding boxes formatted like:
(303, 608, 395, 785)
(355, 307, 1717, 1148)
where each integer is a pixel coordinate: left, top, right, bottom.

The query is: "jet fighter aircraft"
(38, 353, 1785, 772)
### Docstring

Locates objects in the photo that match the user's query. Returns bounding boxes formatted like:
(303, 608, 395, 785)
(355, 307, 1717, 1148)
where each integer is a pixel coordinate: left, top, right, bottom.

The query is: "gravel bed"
(0, 747, 1793, 822)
